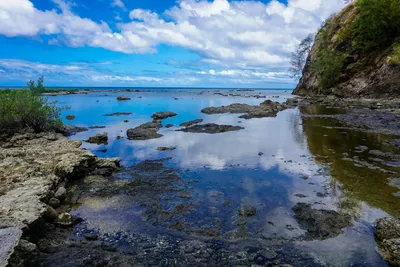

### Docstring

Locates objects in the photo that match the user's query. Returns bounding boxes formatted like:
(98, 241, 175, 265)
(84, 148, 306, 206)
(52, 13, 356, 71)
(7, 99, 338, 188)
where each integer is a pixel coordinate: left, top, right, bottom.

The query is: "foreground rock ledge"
(376, 217, 400, 266)
(0, 132, 120, 267)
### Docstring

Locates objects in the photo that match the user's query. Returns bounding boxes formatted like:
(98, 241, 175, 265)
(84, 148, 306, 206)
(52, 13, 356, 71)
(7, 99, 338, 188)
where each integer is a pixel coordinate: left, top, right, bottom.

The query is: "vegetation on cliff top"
(0, 77, 63, 132)
(291, 0, 400, 93)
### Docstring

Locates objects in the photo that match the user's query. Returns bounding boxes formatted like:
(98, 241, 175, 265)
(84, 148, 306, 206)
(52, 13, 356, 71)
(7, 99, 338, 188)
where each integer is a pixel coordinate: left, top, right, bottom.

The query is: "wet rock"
(376, 217, 400, 266)
(86, 132, 108, 145)
(124, 120, 129, 123)
(117, 96, 131, 101)
(62, 125, 88, 137)
(43, 206, 58, 220)
(294, 194, 308, 198)
(238, 205, 256, 217)
(179, 119, 203, 127)
(156, 146, 176, 151)
(177, 123, 244, 134)
(54, 187, 67, 200)
(97, 149, 107, 153)
(165, 124, 174, 128)
(103, 112, 132, 116)
(85, 231, 99, 241)
(0, 227, 22, 267)
(55, 213, 73, 227)
(258, 152, 264, 156)
(127, 122, 163, 140)
(48, 198, 60, 208)
(65, 115, 75, 121)
(88, 126, 106, 129)
(151, 111, 177, 120)
(292, 203, 352, 240)
(54, 152, 97, 180)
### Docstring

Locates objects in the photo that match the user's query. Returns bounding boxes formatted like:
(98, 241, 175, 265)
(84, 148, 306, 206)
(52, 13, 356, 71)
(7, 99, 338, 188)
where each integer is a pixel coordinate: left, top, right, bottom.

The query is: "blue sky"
(0, 0, 345, 88)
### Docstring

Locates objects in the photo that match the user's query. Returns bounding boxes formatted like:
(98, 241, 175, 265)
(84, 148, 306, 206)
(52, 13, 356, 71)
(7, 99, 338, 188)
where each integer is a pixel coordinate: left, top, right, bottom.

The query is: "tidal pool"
(53, 89, 400, 266)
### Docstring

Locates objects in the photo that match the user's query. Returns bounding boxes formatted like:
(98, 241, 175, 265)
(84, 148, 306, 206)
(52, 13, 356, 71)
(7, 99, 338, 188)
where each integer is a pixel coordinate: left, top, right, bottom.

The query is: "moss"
(389, 44, 400, 65)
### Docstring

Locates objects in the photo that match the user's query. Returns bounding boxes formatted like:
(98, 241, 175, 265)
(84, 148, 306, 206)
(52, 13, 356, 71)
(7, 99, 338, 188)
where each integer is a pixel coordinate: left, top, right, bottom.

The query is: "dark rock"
(151, 112, 177, 120)
(258, 152, 264, 156)
(86, 133, 108, 145)
(55, 213, 73, 227)
(179, 119, 204, 127)
(48, 198, 60, 208)
(62, 125, 88, 137)
(117, 96, 131, 101)
(292, 203, 352, 240)
(124, 120, 129, 123)
(103, 112, 132, 116)
(66, 115, 75, 121)
(177, 123, 244, 134)
(156, 146, 176, 151)
(165, 124, 174, 128)
(88, 126, 106, 129)
(127, 122, 163, 140)
(97, 149, 107, 153)
(238, 205, 256, 217)
(54, 187, 67, 200)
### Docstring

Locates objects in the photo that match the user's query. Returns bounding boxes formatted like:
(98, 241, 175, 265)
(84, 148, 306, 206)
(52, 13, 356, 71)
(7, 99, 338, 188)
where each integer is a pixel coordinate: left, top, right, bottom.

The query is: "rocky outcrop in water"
(116, 96, 131, 101)
(126, 122, 163, 140)
(86, 132, 108, 145)
(152, 112, 177, 120)
(0, 132, 120, 267)
(177, 123, 244, 134)
(103, 112, 132, 116)
(62, 125, 88, 136)
(201, 100, 287, 119)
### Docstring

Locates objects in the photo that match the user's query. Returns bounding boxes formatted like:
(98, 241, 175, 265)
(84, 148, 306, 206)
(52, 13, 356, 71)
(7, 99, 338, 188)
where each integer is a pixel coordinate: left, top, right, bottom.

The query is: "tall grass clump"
(0, 77, 63, 132)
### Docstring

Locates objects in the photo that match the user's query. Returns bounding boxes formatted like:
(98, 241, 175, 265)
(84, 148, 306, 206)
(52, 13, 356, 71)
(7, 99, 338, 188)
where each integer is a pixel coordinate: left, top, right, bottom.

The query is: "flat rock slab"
(86, 132, 108, 145)
(152, 112, 177, 120)
(127, 122, 163, 140)
(177, 123, 244, 134)
(62, 125, 88, 137)
(0, 227, 22, 267)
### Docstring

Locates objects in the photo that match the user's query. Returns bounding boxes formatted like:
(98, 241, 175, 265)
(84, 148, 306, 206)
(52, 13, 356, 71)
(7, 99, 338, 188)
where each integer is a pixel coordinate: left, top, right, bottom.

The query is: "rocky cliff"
(293, 2, 400, 98)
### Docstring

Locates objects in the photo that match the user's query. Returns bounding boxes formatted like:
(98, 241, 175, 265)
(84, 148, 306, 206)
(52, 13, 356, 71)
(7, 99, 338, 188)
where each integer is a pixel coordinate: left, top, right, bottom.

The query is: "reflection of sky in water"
(57, 89, 389, 266)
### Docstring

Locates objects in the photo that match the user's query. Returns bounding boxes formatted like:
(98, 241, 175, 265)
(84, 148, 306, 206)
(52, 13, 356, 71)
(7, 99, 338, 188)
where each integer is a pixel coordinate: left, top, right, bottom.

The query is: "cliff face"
(293, 3, 400, 98)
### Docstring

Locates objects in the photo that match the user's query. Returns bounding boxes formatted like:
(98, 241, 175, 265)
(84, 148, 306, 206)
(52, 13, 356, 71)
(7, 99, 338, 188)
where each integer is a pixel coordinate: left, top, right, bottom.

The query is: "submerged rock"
(177, 123, 244, 134)
(103, 112, 132, 116)
(376, 217, 400, 266)
(292, 203, 352, 240)
(201, 100, 286, 119)
(238, 205, 256, 217)
(88, 126, 106, 129)
(151, 111, 177, 120)
(127, 122, 163, 140)
(86, 132, 108, 145)
(165, 124, 174, 128)
(179, 119, 203, 127)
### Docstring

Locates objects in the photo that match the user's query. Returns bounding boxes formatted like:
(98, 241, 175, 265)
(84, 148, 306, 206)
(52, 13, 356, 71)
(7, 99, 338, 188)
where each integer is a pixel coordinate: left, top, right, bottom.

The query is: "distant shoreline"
(0, 86, 294, 91)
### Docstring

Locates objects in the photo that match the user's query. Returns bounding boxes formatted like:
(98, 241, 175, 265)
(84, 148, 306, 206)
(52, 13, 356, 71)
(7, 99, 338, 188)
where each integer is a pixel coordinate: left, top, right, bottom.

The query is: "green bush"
(0, 78, 63, 132)
(353, 0, 400, 52)
(389, 44, 400, 65)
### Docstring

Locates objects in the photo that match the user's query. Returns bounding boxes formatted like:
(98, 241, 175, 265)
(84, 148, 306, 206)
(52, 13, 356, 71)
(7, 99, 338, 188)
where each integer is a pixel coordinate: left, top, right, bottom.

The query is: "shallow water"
(54, 89, 400, 266)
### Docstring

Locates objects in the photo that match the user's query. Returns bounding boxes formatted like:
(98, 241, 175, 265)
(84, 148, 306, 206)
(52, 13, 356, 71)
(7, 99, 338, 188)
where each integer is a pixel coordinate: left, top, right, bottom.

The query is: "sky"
(0, 0, 345, 88)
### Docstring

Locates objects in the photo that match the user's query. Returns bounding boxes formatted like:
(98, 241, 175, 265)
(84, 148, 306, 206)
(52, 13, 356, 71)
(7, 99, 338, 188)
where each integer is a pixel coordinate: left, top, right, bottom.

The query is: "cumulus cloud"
(0, 0, 345, 70)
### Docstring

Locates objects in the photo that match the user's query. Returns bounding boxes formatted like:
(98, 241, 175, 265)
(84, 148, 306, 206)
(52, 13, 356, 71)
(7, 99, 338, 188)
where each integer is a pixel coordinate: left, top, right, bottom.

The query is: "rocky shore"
(0, 131, 120, 267)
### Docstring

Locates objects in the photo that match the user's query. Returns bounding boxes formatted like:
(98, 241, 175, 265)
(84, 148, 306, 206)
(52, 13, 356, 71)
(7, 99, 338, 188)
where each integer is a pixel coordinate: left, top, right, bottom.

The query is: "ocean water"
(52, 89, 400, 266)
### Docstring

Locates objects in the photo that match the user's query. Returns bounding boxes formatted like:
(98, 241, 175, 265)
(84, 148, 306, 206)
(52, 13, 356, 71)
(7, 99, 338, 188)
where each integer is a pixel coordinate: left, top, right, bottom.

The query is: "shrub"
(0, 78, 63, 132)
(389, 44, 400, 65)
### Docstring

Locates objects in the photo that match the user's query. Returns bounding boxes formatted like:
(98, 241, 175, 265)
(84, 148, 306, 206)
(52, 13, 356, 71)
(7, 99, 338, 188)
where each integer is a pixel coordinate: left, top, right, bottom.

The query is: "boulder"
(127, 122, 163, 140)
(117, 96, 131, 101)
(54, 152, 97, 180)
(375, 217, 400, 266)
(86, 132, 108, 145)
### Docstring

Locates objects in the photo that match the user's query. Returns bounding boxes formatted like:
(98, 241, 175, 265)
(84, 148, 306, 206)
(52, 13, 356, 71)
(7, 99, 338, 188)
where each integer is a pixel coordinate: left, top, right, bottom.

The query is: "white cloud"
(111, 0, 125, 9)
(0, 0, 346, 77)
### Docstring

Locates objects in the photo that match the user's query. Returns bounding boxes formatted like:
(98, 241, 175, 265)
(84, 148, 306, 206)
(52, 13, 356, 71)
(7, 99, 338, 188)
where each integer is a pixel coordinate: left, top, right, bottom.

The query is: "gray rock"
(293, 203, 352, 240)
(0, 227, 22, 267)
(156, 146, 176, 151)
(62, 125, 88, 137)
(376, 217, 400, 242)
(177, 123, 244, 134)
(103, 112, 132, 116)
(152, 111, 177, 120)
(54, 187, 67, 200)
(127, 122, 163, 140)
(86, 132, 108, 145)
(43, 205, 58, 220)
